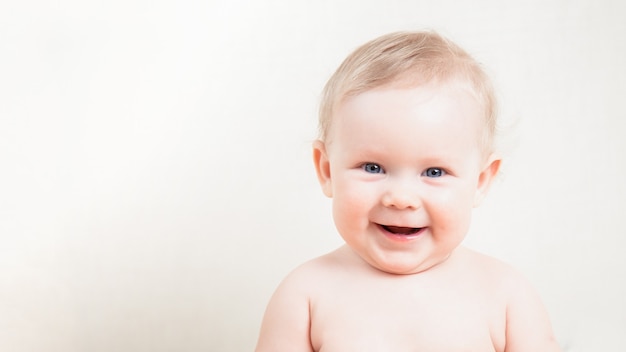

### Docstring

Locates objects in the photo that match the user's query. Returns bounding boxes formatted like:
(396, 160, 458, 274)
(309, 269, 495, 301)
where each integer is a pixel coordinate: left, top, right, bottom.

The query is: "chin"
(369, 254, 450, 275)
(371, 260, 432, 275)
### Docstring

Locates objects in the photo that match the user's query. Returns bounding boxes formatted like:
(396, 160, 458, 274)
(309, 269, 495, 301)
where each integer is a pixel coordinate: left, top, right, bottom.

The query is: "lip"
(375, 223, 427, 241)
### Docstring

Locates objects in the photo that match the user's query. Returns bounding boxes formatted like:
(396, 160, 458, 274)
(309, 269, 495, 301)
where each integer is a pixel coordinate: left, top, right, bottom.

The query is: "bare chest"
(309, 280, 505, 352)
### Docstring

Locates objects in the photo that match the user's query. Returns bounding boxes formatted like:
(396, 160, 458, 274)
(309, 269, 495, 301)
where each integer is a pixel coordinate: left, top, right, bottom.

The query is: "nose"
(381, 178, 421, 210)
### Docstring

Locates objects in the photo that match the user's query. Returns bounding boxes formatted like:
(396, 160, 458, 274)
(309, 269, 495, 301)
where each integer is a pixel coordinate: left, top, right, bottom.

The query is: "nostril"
(381, 180, 420, 209)
(382, 193, 419, 210)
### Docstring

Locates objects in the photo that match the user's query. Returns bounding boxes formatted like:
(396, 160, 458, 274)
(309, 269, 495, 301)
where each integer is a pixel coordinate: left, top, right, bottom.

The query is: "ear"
(313, 140, 333, 197)
(473, 154, 501, 207)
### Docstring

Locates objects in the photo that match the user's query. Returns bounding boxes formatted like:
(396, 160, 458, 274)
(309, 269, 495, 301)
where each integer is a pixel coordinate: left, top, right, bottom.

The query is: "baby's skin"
(258, 245, 558, 351)
(256, 82, 560, 352)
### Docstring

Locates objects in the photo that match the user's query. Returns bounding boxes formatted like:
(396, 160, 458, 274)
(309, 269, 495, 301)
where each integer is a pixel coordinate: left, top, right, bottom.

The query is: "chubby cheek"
(427, 187, 475, 236)
(331, 180, 372, 234)
(331, 201, 359, 244)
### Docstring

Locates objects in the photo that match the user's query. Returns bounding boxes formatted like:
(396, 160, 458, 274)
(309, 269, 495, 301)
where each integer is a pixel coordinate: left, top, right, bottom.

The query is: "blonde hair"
(319, 31, 497, 152)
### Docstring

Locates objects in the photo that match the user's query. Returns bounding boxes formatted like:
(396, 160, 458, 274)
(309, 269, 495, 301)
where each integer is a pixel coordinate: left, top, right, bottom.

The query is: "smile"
(379, 224, 423, 235)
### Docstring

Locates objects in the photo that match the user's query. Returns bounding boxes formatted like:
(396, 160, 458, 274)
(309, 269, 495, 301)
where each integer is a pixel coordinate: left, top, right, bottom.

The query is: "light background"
(1, 1, 625, 351)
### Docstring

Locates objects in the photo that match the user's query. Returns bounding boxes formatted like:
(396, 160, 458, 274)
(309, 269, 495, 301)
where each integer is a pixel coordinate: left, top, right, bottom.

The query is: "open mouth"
(379, 225, 423, 235)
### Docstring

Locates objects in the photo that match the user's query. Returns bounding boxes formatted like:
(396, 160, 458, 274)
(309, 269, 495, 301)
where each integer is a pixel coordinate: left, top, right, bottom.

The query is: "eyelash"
(360, 163, 447, 178)
(423, 168, 446, 178)
(361, 163, 384, 174)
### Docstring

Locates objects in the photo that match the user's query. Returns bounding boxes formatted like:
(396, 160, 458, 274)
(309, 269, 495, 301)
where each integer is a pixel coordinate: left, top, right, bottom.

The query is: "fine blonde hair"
(319, 31, 497, 152)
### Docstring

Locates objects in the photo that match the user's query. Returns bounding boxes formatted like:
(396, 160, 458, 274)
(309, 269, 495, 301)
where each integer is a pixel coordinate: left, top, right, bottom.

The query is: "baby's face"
(314, 81, 499, 274)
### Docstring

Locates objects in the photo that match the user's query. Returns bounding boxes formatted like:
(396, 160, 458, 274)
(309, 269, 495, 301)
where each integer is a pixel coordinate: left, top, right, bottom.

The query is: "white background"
(1, 1, 625, 351)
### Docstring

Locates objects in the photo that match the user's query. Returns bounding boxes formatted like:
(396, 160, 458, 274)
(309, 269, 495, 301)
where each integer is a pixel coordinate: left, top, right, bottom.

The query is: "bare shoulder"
(453, 247, 535, 291)
(456, 248, 561, 352)
(255, 249, 345, 352)
(272, 247, 348, 295)
(454, 246, 516, 275)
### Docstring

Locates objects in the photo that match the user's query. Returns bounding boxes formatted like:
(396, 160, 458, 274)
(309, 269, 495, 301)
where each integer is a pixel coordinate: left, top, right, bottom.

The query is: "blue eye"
(423, 168, 445, 178)
(362, 163, 384, 174)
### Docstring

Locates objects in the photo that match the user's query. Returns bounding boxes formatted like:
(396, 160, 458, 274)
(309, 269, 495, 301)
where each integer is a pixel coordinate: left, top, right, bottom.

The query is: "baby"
(256, 31, 560, 352)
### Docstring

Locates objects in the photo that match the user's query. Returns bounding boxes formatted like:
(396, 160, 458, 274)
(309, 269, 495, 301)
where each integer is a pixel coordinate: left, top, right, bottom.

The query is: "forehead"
(337, 81, 483, 132)
(325, 77, 492, 151)
(327, 82, 486, 159)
